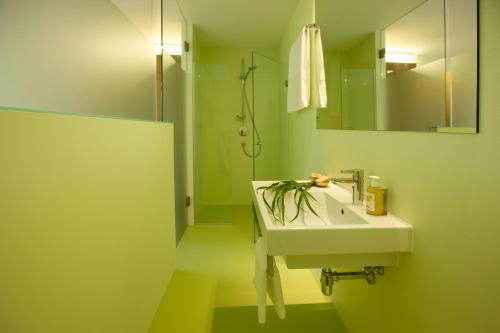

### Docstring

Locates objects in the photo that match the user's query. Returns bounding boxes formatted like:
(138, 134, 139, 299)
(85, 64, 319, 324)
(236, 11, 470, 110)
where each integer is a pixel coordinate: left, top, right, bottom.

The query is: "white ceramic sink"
(252, 181, 413, 269)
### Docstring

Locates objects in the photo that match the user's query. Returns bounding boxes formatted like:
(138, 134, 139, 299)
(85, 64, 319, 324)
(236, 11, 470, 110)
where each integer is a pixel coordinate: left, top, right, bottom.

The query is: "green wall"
(279, 0, 317, 179)
(281, 0, 500, 331)
(0, 110, 176, 333)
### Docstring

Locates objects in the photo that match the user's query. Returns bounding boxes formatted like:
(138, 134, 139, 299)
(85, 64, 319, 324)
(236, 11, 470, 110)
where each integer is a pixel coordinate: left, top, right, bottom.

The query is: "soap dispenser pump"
(366, 176, 387, 216)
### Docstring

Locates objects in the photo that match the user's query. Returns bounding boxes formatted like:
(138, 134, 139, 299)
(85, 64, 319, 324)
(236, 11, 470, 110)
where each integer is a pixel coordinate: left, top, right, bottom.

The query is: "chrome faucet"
(333, 169, 364, 205)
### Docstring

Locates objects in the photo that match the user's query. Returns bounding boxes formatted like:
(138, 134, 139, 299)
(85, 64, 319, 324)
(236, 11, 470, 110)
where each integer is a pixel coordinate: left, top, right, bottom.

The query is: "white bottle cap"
(369, 175, 380, 187)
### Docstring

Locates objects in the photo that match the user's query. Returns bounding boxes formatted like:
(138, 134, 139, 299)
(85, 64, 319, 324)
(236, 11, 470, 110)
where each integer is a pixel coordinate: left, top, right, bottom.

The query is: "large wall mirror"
(316, 0, 478, 133)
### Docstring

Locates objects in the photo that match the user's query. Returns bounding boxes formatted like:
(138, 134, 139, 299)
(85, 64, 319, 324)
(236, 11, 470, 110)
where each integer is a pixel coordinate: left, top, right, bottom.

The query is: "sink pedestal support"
(320, 266, 385, 296)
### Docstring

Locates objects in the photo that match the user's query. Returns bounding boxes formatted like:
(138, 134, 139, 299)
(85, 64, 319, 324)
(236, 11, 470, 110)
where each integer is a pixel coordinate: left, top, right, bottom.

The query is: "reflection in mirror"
(382, 0, 446, 132)
(0, 0, 162, 120)
(316, 0, 478, 133)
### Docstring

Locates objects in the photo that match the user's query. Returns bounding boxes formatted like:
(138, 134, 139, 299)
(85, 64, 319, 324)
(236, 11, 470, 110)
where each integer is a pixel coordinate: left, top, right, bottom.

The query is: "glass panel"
(194, 51, 254, 223)
(193, 49, 283, 224)
(252, 52, 283, 182)
(0, 0, 160, 120)
(162, 0, 188, 242)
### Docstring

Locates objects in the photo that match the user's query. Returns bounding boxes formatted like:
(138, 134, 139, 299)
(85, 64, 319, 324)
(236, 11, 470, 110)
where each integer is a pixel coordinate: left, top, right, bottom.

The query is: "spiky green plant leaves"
(257, 180, 319, 225)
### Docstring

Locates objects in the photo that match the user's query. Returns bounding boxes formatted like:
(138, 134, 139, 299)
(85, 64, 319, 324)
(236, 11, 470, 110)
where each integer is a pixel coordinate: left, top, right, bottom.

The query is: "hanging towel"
(253, 237, 286, 324)
(254, 237, 267, 324)
(312, 27, 327, 108)
(287, 27, 310, 112)
(266, 257, 286, 320)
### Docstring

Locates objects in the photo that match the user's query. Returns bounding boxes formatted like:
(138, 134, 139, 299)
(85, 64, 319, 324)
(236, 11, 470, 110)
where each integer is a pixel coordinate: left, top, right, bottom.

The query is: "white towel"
(254, 237, 267, 324)
(287, 27, 310, 112)
(253, 237, 286, 324)
(312, 28, 327, 108)
(266, 257, 286, 320)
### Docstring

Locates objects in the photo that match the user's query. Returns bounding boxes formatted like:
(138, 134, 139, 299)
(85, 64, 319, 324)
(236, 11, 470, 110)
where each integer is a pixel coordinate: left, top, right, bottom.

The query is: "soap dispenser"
(366, 176, 387, 216)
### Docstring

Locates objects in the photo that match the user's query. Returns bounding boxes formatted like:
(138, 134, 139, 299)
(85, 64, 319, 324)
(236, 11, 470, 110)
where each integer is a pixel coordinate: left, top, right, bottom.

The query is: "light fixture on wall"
(385, 51, 416, 64)
(153, 43, 182, 56)
(385, 50, 417, 76)
(153, 43, 162, 55)
(164, 43, 182, 56)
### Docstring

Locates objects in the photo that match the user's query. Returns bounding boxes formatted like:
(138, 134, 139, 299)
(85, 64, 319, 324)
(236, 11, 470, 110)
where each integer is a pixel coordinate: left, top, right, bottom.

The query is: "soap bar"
(314, 175, 331, 187)
(310, 173, 322, 180)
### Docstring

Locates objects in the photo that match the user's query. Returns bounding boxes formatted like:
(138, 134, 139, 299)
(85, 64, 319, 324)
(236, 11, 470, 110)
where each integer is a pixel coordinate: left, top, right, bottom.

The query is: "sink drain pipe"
(320, 266, 385, 296)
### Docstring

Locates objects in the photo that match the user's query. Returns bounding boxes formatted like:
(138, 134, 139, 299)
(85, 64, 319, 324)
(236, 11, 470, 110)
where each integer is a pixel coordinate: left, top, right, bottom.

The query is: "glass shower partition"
(193, 50, 283, 229)
(251, 52, 283, 182)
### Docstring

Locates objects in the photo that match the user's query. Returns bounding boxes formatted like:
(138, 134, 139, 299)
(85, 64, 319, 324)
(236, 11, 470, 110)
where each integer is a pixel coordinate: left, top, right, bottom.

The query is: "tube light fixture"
(164, 44, 182, 56)
(385, 51, 416, 64)
(152, 43, 182, 56)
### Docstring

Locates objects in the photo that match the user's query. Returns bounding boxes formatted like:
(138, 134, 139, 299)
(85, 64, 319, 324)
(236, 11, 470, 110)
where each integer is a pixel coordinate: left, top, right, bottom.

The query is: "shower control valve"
(238, 127, 249, 136)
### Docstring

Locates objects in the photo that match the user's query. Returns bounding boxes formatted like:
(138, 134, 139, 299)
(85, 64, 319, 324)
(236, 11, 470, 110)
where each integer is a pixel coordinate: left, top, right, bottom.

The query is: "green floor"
(149, 205, 345, 333)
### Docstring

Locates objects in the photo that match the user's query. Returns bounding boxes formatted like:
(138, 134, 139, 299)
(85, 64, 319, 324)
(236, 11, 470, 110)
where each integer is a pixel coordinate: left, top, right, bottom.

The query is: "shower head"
(240, 66, 257, 80)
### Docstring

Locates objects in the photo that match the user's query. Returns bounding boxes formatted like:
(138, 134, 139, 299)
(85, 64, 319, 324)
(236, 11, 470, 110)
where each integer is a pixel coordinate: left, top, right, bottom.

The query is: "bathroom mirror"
(316, 0, 478, 133)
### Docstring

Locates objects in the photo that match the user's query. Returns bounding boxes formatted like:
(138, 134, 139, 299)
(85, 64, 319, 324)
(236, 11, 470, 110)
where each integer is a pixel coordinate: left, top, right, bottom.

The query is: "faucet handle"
(340, 169, 364, 180)
(340, 169, 363, 177)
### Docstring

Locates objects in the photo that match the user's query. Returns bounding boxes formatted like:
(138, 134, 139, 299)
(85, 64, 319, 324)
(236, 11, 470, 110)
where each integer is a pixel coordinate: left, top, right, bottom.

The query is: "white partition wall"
(0, 109, 175, 333)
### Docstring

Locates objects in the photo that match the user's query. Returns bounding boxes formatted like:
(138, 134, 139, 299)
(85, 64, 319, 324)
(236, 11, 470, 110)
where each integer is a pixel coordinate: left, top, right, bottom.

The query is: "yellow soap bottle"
(366, 176, 387, 216)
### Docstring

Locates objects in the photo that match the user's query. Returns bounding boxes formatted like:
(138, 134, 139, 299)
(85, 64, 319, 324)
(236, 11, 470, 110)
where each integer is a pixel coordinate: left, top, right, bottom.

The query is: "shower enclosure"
(194, 50, 283, 224)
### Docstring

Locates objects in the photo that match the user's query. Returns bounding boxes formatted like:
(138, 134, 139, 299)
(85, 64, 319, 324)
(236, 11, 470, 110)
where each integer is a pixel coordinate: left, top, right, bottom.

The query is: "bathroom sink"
(252, 181, 413, 269)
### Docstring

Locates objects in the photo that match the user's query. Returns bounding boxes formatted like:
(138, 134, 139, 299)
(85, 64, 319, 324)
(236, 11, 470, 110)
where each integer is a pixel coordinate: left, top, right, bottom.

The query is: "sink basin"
(252, 181, 413, 269)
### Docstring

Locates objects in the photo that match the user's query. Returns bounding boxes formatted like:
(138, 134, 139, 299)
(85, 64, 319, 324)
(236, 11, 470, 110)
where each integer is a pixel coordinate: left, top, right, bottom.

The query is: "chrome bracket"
(320, 266, 385, 296)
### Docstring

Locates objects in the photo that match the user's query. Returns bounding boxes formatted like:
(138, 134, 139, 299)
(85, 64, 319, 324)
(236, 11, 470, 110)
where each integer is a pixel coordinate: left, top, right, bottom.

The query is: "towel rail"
(305, 23, 320, 30)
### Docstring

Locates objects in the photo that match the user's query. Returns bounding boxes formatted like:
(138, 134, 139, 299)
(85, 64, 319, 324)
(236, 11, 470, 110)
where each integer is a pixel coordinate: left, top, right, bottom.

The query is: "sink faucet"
(333, 169, 364, 205)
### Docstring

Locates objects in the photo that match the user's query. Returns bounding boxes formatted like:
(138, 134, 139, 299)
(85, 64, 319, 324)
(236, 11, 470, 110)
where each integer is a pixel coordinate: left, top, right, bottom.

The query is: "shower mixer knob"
(238, 127, 249, 136)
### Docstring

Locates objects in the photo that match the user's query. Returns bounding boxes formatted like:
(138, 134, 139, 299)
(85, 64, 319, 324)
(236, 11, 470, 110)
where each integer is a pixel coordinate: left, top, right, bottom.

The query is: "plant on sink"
(257, 180, 319, 225)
